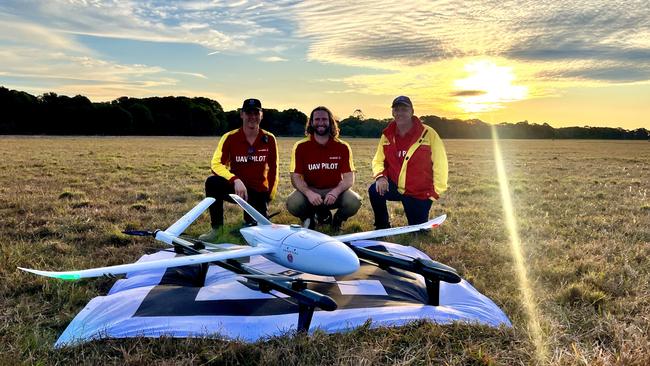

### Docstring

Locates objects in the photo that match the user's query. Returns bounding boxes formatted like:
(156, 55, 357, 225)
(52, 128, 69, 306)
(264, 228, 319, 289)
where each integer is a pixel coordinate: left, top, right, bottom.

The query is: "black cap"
(242, 98, 262, 112)
(391, 95, 413, 108)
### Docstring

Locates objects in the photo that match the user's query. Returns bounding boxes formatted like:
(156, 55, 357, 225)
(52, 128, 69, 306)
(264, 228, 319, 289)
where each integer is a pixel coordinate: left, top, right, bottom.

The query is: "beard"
(314, 125, 330, 136)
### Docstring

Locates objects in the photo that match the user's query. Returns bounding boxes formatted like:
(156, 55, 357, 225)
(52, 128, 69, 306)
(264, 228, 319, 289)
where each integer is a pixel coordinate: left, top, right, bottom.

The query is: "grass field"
(1, 136, 648, 365)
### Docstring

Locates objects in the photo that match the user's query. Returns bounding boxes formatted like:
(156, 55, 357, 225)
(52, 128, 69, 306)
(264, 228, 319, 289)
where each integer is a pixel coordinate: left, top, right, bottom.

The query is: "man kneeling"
(199, 98, 278, 241)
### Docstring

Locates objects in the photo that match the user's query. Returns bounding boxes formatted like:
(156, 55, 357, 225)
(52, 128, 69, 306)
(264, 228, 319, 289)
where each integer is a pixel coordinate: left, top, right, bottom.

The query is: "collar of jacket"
(384, 115, 424, 140)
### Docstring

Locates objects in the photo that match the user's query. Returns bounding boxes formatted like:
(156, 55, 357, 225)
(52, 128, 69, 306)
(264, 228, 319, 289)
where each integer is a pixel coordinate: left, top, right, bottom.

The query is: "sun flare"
(491, 126, 547, 363)
(454, 60, 528, 114)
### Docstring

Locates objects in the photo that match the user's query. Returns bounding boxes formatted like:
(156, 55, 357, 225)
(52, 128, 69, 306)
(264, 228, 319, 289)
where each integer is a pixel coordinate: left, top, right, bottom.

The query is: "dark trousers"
(368, 179, 432, 229)
(204, 175, 269, 227)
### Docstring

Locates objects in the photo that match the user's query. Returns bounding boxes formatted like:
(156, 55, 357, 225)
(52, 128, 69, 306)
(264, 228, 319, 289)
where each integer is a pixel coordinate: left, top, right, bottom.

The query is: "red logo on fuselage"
(287, 253, 294, 263)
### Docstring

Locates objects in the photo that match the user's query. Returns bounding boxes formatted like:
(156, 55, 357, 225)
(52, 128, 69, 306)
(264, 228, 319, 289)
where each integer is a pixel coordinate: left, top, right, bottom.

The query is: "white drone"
(20, 195, 457, 331)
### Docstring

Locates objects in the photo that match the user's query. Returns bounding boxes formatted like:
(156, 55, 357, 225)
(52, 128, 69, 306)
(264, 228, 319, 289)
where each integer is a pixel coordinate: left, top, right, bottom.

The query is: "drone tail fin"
(163, 197, 216, 237)
(228, 194, 272, 225)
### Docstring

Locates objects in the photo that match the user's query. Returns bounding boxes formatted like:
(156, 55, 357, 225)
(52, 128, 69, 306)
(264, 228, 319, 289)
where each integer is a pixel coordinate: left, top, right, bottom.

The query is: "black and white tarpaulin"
(55, 241, 511, 347)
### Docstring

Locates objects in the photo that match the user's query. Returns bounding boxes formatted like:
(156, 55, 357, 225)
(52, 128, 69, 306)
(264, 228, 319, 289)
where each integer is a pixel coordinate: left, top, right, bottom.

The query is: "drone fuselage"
(239, 224, 359, 276)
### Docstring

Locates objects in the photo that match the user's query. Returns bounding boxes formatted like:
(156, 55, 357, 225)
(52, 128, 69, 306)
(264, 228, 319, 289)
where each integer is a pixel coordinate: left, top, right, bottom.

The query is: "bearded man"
(286, 106, 361, 230)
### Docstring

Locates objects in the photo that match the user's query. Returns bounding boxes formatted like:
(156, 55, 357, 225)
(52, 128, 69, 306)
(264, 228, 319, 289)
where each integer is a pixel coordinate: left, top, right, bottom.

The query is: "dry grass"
(1, 136, 648, 365)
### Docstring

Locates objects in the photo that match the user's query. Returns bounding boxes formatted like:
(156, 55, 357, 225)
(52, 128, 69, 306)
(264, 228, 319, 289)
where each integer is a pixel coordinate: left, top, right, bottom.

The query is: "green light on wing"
(57, 273, 81, 281)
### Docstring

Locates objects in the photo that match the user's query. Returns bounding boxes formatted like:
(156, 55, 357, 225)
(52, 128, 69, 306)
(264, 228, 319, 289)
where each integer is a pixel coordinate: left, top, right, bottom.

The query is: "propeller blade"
(122, 230, 154, 237)
(384, 266, 419, 280)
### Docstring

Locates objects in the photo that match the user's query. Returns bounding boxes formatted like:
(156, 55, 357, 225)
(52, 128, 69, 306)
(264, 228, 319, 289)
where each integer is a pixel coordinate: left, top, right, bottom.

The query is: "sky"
(1, 0, 649, 129)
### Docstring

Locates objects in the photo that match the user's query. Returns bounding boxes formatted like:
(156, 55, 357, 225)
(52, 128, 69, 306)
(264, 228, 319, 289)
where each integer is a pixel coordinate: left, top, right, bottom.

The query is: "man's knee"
(286, 190, 310, 217)
(403, 197, 432, 225)
(339, 190, 362, 215)
(205, 175, 228, 194)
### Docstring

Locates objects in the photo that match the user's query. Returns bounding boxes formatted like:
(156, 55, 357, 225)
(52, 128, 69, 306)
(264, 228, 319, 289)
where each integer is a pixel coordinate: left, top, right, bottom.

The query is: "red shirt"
(210, 128, 278, 197)
(290, 136, 355, 189)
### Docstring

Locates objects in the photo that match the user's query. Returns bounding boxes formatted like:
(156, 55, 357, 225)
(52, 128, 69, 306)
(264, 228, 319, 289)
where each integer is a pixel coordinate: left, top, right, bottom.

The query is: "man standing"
(199, 98, 278, 241)
(287, 106, 361, 230)
(368, 96, 448, 229)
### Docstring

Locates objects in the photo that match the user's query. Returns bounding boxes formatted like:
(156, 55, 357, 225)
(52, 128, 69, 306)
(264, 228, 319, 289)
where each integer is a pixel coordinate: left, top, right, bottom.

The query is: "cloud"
(451, 90, 486, 97)
(284, 0, 650, 83)
(0, 0, 278, 52)
(259, 56, 288, 62)
(0, 44, 188, 101)
(536, 64, 650, 83)
(0, 19, 90, 53)
(168, 71, 208, 79)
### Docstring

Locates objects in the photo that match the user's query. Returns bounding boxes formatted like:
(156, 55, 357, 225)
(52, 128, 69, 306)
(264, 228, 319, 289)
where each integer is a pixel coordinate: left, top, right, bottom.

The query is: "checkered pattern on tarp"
(55, 241, 511, 347)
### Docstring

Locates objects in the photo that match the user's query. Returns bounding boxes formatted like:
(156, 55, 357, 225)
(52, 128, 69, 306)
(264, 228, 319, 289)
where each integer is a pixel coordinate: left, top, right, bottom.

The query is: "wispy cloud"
(168, 71, 208, 79)
(452, 90, 486, 97)
(259, 56, 288, 62)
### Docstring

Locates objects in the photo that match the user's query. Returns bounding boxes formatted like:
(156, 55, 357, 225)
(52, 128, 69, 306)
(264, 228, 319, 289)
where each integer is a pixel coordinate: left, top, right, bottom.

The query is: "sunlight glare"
(491, 126, 547, 363)
(455, 60, 528, 113)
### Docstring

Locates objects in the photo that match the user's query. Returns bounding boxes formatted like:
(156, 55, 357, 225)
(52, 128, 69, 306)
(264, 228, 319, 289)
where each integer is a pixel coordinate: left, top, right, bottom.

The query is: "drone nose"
(317, 241, 359, 276)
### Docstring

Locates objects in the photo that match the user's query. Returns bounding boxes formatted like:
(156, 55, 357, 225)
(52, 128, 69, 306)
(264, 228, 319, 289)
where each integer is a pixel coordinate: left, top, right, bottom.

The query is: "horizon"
(1, 1, 648, 130)
(4, 85, 648, 132)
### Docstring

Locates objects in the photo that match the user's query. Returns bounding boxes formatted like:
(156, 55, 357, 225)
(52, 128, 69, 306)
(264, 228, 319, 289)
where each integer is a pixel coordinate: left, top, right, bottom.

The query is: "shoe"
(198, 227, 220, 242)
(302, 216, 316, 230)
(315, 210, 332, 225)
(331, 213, 343, 231)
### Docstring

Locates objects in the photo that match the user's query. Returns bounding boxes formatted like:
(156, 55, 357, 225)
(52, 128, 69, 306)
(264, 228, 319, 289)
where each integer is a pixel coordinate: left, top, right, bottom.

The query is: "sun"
(454, 60, 528, 114)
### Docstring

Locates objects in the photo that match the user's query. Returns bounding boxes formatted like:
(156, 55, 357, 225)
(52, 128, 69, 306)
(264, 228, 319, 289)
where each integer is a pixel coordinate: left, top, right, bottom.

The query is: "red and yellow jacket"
(372, 116, 448, 200)
(211, 128, 279, 199)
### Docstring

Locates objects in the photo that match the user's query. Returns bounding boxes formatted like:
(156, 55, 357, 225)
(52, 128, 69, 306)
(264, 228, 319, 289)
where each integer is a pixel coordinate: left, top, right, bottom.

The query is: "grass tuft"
(58, 190, 85, 200)
(129, 203, 147, 212)
(558, 282, 609, 311)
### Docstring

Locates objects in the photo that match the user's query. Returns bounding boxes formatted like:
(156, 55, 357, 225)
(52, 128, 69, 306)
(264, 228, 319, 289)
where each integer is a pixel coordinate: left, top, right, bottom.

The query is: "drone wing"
(18, 245, 274, 281)
(333, 214, 446, 243)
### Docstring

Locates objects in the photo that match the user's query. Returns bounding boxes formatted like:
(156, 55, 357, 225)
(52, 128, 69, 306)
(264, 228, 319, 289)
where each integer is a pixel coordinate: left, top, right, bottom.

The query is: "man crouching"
(286, 106, 361, 230)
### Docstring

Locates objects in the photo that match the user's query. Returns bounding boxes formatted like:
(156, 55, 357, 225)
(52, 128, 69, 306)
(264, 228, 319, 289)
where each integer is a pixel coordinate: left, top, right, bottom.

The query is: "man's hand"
(323, 191, 338, 206)
(305, 190, 323, 206)
(234, 179, 248, 201)
(375, 177, 388, 196)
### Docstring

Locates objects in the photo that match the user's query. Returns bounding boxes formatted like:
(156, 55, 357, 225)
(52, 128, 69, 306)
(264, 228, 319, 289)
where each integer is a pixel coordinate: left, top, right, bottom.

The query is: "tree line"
(1, 87, 647, 139)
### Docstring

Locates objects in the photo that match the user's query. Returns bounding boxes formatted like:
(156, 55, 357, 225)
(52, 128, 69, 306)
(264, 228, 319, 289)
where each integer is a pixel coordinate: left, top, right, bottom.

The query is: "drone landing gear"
(297, 303, 316, 333)
(223, 259, 337, 333)
(425, 278, 440, 306)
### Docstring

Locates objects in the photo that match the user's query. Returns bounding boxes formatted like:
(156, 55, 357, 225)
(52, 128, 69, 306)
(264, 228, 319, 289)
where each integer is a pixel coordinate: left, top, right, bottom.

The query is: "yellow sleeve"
(339, 139, 356, 172)
(289, 137, 310, 174)
(429, 129, 448, 195)
(371, 135, 388, 178)
(289, 140, 299, 173)
(210, 130, 236, 181)
(267, 131, 279, 200)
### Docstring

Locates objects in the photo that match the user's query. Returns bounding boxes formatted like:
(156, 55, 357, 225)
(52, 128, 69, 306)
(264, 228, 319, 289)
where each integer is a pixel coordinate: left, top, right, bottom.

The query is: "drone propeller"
(382, 266, 419, 280)
(122, 230, 155, 237)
